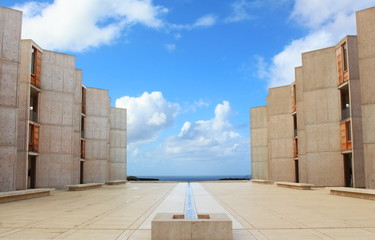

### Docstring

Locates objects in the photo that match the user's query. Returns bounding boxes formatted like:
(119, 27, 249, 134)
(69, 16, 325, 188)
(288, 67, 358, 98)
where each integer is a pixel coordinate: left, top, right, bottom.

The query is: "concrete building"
(357, 7, 375, 189)
(0, 6, 127, 192)
(251, 6, 375, 189)
(0, 7, 22, 192)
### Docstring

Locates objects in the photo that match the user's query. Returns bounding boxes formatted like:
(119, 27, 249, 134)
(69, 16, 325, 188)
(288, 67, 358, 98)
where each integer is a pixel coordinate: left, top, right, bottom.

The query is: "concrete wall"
(109, 107, 127, 181)
(84, 88, 110, 183)
(16, 40, 43, 189)
(341, 36, 365, 188)
(0, 7, 22, 192)
(301, 47, 343, 186)
(250, 106, 269, 180)
(267, 86, 295, 182)
(357, 7, 375, 189)
(295, 67, 308, 183)
(37, 51, 79, 188)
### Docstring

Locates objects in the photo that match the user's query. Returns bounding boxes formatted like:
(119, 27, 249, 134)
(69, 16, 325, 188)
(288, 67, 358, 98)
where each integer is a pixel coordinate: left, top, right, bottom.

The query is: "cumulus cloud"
(260, 0, 375, 88)
(194, 15, 217, 27)
(159, 101, 249, 162)
(14, 0, 168, 51)
(115, 91, 180, 145)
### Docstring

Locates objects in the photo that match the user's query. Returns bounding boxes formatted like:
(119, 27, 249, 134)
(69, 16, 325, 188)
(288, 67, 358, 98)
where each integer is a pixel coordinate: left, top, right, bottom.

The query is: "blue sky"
(3, 0, 374, 177)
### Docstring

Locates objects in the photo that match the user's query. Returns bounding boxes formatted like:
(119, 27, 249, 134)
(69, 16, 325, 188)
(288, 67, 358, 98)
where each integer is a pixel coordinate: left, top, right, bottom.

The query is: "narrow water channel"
(185, 182, 197, 219)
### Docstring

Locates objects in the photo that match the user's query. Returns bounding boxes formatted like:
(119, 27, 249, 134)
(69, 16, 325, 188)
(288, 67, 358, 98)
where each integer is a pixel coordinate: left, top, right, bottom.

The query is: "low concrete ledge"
(329, 187, 375, 201)
(251, 179, 273, 184)
(152, 213, 233, 240)
(65, 183, 103, 191)
(106, 180, 126, 185)
(0, 188, 54, 204)
(275, 182, 314, 190)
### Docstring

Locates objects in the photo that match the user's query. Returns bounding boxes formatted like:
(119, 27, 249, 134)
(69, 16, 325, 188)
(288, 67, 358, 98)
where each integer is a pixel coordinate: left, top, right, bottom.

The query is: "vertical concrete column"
(250, 106, 269, 180)
(357, 7, 375, 189)
(0, 7, 22, 192)
(84, 88, 110, 183)
(301, 48, 343, 186)
(267, 86, 295, 182)
(38, 51, 77, 188)
(109, 108, 127, 181)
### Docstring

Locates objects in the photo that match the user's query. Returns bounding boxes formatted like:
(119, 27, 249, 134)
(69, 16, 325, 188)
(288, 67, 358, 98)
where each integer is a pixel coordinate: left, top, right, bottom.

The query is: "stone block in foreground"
(152, 213, 233, 240)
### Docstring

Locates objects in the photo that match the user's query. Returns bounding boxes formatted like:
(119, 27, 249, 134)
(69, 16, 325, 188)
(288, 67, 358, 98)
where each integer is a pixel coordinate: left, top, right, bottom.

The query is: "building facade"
(0, 7, 127, 192)
(251, 7, 375, 189)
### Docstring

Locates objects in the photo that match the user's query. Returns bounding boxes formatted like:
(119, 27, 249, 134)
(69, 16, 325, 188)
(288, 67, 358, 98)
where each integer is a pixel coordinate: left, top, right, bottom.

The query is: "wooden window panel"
(293, 138, 298, 158)
(336, 47, 344, 85)
(81, 140, 85, 159)
(35, 49, 42, 88)
(33, 125, 39, 152)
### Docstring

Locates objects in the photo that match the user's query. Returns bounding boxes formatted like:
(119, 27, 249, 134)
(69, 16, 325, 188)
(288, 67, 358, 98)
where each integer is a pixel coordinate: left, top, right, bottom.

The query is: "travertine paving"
(0, 182, 375, 239)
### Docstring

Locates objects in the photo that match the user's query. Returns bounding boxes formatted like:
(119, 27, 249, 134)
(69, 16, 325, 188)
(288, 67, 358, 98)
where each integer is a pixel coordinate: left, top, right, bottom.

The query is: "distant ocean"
(137, 175, 251, 181)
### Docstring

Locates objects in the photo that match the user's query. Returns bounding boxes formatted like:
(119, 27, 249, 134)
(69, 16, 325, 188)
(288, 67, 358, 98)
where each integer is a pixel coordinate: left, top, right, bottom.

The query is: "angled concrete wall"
(84, 88, 110, 183)
(338, 36, 365, 188)
(357, 7, 375, 189)
(267, 86, 295, 182)
(38, 51, 79, 188)
(16, 40, 43, 189)
(109, 107, 127, 181)
(0, 7, 22, 192)
(301, 47, 343, 186)
(250, 106, 269, 180)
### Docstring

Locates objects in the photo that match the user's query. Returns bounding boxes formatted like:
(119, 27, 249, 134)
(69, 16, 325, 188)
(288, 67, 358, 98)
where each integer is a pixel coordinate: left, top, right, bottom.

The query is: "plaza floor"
(0, 182, 375, 240)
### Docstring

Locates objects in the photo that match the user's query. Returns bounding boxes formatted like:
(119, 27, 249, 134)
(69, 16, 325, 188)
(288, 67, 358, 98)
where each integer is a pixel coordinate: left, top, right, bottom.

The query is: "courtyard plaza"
(0, 182, 375, 240)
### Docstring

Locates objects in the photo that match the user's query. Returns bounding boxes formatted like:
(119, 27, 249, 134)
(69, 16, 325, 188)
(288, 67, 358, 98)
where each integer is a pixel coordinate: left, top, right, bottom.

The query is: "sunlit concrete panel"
(250, 106, 269, 180)
(0, 7, 22, 192)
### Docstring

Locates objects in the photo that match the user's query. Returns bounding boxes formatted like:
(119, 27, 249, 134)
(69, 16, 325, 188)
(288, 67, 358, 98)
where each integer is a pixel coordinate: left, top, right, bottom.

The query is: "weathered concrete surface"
(0, 7, 22, 192)
(84, 88, 110, 184)
(109, 107, 127, 182)
(267, 86, 295, 182)
(357, 7, 375, 189)
(250, 107, 269, 180)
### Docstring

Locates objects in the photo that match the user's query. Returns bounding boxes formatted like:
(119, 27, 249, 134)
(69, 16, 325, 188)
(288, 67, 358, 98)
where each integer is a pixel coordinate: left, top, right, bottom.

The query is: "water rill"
(185, 182, 197, 220)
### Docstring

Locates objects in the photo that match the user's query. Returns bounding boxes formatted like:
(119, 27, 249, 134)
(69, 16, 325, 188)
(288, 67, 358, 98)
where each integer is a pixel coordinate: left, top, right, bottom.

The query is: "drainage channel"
(185, 182, 198, 220)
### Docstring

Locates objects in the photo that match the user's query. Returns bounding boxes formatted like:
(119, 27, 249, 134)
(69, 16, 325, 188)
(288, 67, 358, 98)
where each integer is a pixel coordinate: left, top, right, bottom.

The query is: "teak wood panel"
(31, 48, 42, 88)
(340, 121, 352, 151)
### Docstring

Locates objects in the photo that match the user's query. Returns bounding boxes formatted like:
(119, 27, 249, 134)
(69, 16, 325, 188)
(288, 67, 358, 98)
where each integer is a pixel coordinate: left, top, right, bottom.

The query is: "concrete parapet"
(106, 180, 126, 185)
(251, 179, 273, 184)
(0, 188, 54, 203)
(152, 213, 233, 240)
(329, 187, 375, 200)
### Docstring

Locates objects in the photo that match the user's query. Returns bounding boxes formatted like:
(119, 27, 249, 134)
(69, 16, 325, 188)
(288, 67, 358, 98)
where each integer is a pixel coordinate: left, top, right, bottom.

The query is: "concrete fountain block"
(151, 213, 233, 240)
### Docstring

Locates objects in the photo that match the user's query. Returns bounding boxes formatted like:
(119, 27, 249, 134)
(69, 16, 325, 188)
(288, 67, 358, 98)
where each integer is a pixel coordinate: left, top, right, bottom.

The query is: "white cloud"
(193, 14, 217, 27)
(225, 0, 253, 23)
(260, 0, 375, 88)
(115, 91, 180, 145)
(225, 0, 289, 23)
(164, 43, 176, 52)
(170, 14, 217, 30)
(158, 101, 249, 162)
(14, 0, 168, 52)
